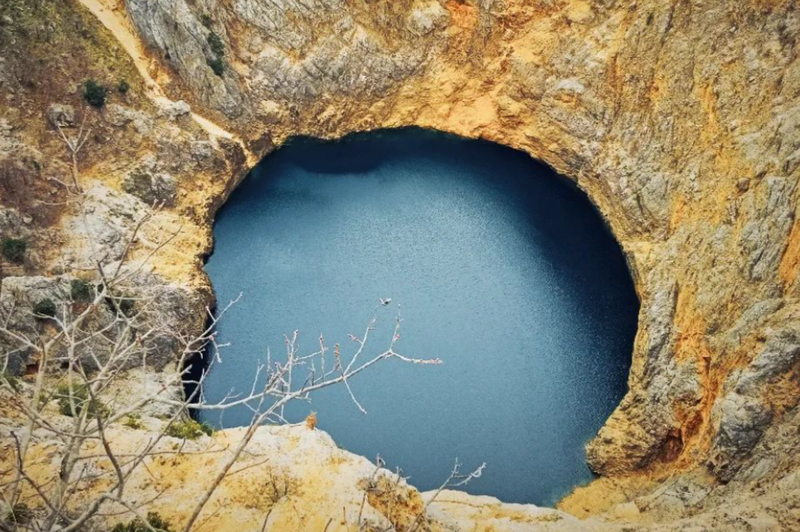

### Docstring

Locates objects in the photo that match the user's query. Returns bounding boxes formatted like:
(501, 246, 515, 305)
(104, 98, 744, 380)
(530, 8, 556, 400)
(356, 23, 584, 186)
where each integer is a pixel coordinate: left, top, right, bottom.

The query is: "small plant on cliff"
(0, 373, 21, 393)
(70, 278, 94, 302)
(56, 383, 111, 418)
(206, 31, 225, 76)
(4, 503, 32, 526)
(123, 413, 144, 430)
(119, 297, 135, 316)
(1, 237, 26, 263)
(83, 79, 107, 107)
(104, 292, 136, 316)
(33, 298, 56, 318)
(206, 31, 225, 56)
(200, 420, 215, 435)
(117, 79, 130, 94)
(165, 418, 214, 440)
(111, 512, 173, 532)
(207, 56, 225, 76)
(201, 13, 213, 28)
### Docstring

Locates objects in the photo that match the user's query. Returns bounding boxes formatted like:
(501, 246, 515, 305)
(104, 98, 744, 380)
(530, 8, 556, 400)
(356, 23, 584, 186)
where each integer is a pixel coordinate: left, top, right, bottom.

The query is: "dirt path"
(76, 0, 255, 161)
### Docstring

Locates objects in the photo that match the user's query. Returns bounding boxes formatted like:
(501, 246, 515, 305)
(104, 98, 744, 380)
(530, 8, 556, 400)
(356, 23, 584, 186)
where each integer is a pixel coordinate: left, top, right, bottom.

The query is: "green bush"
(111, 512, 173, 532)
(1, 238, 26, 263)
(206, 31, 225, 56)
(0, 373, 21, 393)
(165, 418, 214, 440)
(117, 79, 129, 94)
(207, 56, 224, 76)
(199, 420, 215, 436)
(33, 299, 56, 317)
(5, 503, 31, 525)
(123, 413, 144, 430)
(105, 294, 136, 317)
(200, 14, 212, 28)
(55, 383, 110, 418)
(119, 297, 135, 316)
(83, 79, 107, 107)
(70, 279, 94, 302)
(206, 31, 225, 77)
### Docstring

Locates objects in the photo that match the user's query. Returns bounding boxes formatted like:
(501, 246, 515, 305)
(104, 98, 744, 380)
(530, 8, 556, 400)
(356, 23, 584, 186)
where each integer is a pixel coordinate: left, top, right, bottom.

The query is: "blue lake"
(199, 128, 639, 506)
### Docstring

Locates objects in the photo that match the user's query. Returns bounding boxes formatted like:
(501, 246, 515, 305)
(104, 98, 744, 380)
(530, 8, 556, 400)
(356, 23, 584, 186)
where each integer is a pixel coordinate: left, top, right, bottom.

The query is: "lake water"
(199, 128, 638, 506)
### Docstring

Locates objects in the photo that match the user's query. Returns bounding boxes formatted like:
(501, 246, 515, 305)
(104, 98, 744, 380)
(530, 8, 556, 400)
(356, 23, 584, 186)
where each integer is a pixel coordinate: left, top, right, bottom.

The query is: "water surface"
(200, 129, 638, 506)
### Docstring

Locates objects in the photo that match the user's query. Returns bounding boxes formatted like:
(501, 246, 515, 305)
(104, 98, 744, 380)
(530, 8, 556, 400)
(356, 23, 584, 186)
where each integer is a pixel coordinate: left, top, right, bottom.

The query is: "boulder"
(157, 99, 191, 120)
(46, 103, 74, 127)
(104, 103, 154, 134)
(123, 169, 177, 207)
(708, 392, 773, 481)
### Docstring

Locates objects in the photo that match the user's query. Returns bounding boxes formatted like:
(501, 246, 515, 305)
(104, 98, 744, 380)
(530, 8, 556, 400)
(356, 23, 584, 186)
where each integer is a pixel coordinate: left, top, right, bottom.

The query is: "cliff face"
(1, 0, 800, 530)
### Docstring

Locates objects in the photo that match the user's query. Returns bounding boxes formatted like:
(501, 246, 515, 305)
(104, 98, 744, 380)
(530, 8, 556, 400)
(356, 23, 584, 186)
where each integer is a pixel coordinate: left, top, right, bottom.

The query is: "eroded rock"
(46, 103, 74, 128)
(2, 0, 800, 529)
(123, 169, 177, 207)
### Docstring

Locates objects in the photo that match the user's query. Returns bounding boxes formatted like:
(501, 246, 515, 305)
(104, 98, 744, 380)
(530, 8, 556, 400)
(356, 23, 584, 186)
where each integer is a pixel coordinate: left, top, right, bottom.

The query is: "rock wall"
(1, 0, 800, 530)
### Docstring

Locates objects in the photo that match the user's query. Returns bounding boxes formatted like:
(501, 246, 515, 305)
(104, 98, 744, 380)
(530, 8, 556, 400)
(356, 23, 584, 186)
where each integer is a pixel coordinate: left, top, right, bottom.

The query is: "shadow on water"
(191, 127, 639, 506)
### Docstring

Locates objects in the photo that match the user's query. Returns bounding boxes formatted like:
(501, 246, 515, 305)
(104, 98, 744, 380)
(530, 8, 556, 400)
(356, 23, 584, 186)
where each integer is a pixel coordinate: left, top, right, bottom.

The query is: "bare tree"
(53, 120, 91, 194)
(0, 114, 468, 532)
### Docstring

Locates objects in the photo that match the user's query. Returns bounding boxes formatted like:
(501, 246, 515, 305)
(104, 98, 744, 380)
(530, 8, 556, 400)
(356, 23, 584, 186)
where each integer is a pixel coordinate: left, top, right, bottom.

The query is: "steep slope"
(1, 0, 799, 530)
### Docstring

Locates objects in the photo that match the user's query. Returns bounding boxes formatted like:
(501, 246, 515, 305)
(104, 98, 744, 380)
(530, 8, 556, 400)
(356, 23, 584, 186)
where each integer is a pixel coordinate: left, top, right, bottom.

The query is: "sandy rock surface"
(1, 0, 799, 530)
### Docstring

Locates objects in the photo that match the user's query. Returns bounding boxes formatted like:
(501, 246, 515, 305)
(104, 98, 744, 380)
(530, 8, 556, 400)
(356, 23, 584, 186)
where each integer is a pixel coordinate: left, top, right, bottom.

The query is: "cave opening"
(195, 128, 639, 506)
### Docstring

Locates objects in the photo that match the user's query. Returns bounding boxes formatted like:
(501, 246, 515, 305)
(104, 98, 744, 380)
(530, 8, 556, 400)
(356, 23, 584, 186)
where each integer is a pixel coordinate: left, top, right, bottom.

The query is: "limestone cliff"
(1, 0, 799, 530)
